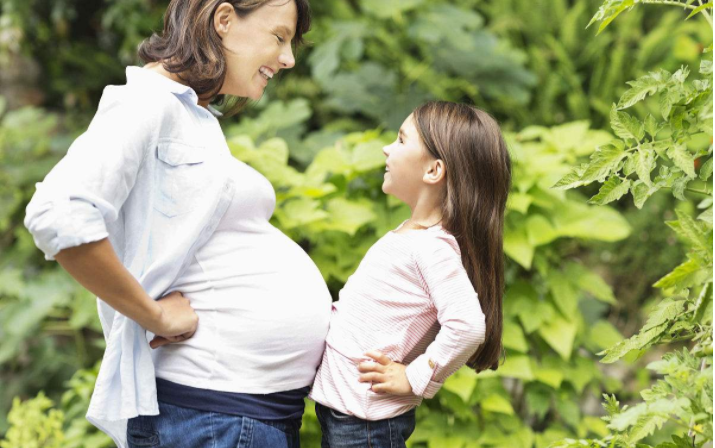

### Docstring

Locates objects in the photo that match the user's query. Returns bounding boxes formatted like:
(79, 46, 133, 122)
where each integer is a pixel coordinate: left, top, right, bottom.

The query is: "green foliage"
(481, 0, 710, 129)
(2, 0, 712, 447)
(549, 1, 713, 447)
(0, 393, 64, 448)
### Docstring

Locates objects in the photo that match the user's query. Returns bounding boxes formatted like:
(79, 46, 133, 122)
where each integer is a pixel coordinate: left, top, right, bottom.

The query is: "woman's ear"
(423, 159, 446, 185)
(214, 2, 234, 37)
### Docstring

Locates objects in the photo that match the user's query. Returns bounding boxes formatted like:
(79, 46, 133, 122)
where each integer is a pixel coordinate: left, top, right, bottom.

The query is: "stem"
(687, 359, 709, 438)
(697, 0, 713, 29)
(660, 185, 713, 196)
(639, 0, 697, 9)
(685, 187, 713, 196)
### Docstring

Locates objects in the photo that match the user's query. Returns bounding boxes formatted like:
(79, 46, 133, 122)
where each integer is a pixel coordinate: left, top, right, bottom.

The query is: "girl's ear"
(214, 2, 234, 37)
(423, 159, 446, 185)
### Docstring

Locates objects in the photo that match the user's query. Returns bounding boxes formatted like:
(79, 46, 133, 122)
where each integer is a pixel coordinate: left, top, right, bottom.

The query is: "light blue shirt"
(24, 67, 237, 447)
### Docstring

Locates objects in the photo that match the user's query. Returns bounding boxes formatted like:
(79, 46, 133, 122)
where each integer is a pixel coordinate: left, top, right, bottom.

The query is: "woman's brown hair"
(138, 0, 311, 116)
(412, 101, 512, 373)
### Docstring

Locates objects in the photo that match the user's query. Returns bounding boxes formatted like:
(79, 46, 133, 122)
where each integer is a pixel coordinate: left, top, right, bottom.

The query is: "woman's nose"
(279, 46, 295, 69)
(382, 145, 390, 157)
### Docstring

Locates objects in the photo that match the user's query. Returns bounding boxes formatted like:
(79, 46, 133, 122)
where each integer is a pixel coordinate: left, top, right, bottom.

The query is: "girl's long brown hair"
(412, 101, 512, 373)
(138, 0, 311, 116)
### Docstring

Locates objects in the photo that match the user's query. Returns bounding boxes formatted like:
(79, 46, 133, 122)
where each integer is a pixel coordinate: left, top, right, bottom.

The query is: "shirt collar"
(126, 66, 199, 104)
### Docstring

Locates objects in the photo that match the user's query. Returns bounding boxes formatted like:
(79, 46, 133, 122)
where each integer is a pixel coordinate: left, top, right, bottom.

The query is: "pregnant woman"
(24, 1, 330, 447)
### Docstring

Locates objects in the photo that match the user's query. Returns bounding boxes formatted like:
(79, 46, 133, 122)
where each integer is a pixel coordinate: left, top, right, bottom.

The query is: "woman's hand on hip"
(357, 350, 414, 396)
(148, 291, 198, 349)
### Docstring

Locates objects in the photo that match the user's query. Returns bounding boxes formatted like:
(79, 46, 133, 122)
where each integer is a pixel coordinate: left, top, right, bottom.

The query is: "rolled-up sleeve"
(25, 93, 157, 260)
(405, 236, 486, 398)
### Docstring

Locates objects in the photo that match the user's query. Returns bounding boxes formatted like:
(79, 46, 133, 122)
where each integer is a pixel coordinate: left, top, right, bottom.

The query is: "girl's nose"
(382, 145, 390, 157)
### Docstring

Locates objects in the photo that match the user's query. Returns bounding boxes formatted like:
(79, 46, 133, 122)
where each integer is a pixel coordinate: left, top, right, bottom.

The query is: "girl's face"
(382, 115, 433, 204)
(216, 1, 297, 100)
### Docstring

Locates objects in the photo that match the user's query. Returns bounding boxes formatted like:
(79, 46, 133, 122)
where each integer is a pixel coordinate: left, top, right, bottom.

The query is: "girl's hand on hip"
(148, 291, 198, 349)
(357, 350, 414, 396)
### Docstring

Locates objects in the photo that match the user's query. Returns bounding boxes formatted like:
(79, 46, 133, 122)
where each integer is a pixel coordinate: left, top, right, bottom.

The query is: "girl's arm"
(359, 235, 486, 398)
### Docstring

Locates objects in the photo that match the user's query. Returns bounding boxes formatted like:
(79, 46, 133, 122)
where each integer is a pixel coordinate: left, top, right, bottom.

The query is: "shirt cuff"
(405, 355, 444, 399)
(25, 196, 109, 260)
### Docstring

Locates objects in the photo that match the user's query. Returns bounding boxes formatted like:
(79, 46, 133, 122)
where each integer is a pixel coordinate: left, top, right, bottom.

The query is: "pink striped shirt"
(309, 224, 486, 420)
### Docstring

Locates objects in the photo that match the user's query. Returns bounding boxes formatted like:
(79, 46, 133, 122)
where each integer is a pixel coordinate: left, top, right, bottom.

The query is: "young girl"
(309, 101, 511, 447)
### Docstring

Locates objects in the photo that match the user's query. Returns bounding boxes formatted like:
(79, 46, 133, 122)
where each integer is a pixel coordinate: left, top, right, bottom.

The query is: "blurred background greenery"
(0, 0, 711, 447)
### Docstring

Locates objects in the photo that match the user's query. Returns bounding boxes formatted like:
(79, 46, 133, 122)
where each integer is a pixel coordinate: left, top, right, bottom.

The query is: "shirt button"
(428, 359, 435, 369)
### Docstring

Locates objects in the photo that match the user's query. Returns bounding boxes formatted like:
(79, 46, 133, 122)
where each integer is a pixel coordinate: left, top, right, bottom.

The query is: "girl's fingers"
(370, 382, 390, 394)
(364, 350, 391, 366)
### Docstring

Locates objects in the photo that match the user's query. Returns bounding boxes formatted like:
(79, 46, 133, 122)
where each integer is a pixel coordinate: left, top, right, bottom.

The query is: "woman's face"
(215, 0, 297, 100)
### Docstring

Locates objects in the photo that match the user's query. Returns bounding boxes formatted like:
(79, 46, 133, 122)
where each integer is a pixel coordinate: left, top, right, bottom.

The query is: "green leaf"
(275, 198, 329, 229)
(668, 209, 710, 251)
(588, 176, 631, 205)
(525, 386, 550, 420)
(317, 198, 377, 235)
(617, 71, 669, 109)
(610, 106, 645, 141)
(631, 181, 657, 209)
(697, 206, 712, 224)
(641, 299, 686, 333)
(671, 174, 689, 200)
(699, 157, 713, 181)
(635, 149, 656, 186)
(507, 192, 533, 214)
(700, 59, 713, 76)
(588, 320, 623, 351)
(667, 143, 696, 179)
(693, 283, 713, 324)
(686, 1, 713, 20)
(533, 366, 564, 389)
(548, 270, 579, 317)
(551, 169, 588, 190)
(526, 214, 559, 246)
(442, 368, 478, 403)
(653, 258, 706, 289)
(481, 394, 515, 415)
(502, 319, 529, 353)
(551, 200, 631, 242)
(599, 323, 668, 363)
(588, 0, 635, 34)
(538, 316, 577, 360)
(580, 143, 628, 183)
(566, 263, 617, 304)
(497, 354, 535, 381)
(504, 225, 534, 269)
(643, 114, 660, 138)
(361, 0, 426, 19)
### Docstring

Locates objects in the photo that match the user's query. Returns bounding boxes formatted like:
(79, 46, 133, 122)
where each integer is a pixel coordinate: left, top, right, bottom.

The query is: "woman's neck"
(143, 62, 211, 109)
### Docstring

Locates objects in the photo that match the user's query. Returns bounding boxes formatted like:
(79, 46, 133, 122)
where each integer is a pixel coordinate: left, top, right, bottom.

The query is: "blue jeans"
(315, 403, 416, 448)
(127, 401, 301, 448)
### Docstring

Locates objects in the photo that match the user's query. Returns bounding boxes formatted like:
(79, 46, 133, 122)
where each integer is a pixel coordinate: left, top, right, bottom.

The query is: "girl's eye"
(398, 136, 404, 144)
(276, 35, 285, 44)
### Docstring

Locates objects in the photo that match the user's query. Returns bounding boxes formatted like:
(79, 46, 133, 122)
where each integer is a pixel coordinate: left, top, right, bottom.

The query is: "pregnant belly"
(155, 227, 332, 390)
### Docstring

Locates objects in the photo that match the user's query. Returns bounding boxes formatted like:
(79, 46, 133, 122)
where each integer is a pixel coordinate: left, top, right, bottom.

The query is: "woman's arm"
(55, 238, 198, 345)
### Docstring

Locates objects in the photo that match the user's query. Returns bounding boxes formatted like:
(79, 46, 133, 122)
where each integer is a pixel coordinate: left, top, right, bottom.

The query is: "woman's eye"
(398, 137, 404, 144)
(276, 35, 285, 43)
